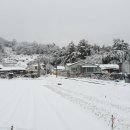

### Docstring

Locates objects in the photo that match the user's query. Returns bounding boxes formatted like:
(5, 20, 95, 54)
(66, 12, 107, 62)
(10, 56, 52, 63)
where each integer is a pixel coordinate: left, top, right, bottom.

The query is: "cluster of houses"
(53, 60, 130, 81)
(0, 58, 46, 78)
(0, 57, 130, 82)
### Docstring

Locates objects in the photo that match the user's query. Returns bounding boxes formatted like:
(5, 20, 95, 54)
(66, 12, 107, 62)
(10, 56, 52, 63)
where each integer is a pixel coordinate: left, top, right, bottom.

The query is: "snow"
(0, 67, 26, 71)
(66, 63, 73, 66)
(0, 76, 129, 130)
(16, 61, 27, 68)
(99, 64, 119, 70)
(54, 66, 65, 70)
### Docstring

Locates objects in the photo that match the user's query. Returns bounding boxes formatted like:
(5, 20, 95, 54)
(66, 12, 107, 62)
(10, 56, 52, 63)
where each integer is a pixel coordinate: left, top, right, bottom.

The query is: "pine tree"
(77, 39, 88, 59)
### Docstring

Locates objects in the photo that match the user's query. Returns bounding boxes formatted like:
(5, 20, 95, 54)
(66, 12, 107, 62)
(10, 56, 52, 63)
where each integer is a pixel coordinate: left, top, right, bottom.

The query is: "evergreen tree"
(113, 39, 129, 50)
(77, 39, 89, 59)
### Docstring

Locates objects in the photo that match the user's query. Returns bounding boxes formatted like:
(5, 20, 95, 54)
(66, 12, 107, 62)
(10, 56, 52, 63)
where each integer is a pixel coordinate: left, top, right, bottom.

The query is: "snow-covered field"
(0, 76, 130, 130)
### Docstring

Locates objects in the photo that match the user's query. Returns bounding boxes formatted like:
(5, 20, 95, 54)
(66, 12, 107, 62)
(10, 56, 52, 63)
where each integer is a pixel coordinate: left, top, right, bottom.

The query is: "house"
(65, 61, 101, 77)
(65, 61, 86, 76)
(0, 66, 26, 77)
(82, 64, 101, 76)
(99, 64, 119, 73)
(53, 66, 65, 76)
(27, 63, 46, 75)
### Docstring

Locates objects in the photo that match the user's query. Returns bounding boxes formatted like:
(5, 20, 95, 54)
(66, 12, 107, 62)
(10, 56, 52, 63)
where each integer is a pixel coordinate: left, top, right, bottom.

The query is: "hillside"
(0, 37, 130, 66)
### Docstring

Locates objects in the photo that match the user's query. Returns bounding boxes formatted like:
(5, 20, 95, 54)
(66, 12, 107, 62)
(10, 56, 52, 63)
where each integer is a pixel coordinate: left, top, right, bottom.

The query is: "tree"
(66, 41, 76, 55)
(113, 39, 129, 50)
(77, 39, 89, 59)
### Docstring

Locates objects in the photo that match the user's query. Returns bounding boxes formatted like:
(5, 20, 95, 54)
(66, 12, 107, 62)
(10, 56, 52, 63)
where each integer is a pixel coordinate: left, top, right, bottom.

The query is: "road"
(0, 78, 108, 130)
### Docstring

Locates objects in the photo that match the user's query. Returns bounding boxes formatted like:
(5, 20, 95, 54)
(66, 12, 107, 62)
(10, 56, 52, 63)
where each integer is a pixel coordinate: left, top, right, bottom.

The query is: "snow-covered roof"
(54, 66, 65, 70)
(16, 61, 27, 68)
(0, 67, 26, 71)
(66, 61, 85, 66)
(66, 63, 73, 66)
(99, 64, 119, 70)
(2, 59, 17, 64)
(32, 63, 45, 67)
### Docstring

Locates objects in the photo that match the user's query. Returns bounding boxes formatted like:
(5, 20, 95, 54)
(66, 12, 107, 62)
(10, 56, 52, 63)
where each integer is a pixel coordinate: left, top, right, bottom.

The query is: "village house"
(27, 63, 46, 75)
(65, 61, 86, 77)
(0, 60, 27, 78)
(65, 61, 101, 77)
(0, 66, 26, 78)
(53, 66, 65, 76)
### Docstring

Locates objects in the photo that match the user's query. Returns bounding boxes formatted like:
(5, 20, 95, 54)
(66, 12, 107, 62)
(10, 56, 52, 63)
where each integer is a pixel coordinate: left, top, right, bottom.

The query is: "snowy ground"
(0, 76, 130, 130)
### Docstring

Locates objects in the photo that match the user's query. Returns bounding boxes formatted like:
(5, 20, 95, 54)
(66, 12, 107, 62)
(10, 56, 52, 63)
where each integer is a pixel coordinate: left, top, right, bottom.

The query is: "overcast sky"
(0, 0, 130, 46)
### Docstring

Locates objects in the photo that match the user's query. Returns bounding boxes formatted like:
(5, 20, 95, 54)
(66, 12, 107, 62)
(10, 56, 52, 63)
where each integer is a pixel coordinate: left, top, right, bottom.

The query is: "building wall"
(82, 66, 101, 76)
(27, 64, 46, 75)
(65, 61, 86, 74)
(66, 62, 102, 77)
(122, 61, 130, 74)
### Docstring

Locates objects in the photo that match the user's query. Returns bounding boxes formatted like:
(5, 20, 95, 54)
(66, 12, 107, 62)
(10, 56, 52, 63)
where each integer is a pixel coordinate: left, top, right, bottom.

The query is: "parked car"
(8, 73, 14, 79)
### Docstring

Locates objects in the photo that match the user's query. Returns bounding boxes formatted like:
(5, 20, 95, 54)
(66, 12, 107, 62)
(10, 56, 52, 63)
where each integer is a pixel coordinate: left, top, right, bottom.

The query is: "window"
(71, 67, 77, 72)
(87, 67, 94, 72)
(35, 66, 38, 70)
(94, 67, 97, 72)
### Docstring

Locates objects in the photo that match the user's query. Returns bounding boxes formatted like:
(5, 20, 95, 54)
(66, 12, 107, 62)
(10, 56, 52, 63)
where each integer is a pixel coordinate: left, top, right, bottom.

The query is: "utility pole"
(37, 54, 41, 77)
(37, 60, 41, 77)
(111, 115, 115, 130)
(56, 64, 57, 78)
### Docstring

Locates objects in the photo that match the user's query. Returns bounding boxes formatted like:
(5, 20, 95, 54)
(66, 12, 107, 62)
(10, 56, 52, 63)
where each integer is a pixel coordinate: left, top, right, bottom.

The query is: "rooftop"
(99, 64, 119, 70)
(0, 67, 26, 71)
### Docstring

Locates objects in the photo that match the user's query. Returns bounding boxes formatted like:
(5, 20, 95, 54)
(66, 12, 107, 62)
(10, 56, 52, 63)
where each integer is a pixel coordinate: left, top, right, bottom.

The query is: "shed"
(0, 67, 26, 75)
(99, 64, 119, 73)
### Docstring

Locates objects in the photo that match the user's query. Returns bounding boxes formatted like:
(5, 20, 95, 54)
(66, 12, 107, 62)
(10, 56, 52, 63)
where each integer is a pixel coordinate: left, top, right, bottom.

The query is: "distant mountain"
(0, 37, 12, 46)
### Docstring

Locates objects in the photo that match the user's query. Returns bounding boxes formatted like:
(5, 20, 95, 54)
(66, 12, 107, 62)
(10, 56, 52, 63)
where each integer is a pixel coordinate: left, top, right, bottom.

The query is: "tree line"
(0, 37, 130, 66)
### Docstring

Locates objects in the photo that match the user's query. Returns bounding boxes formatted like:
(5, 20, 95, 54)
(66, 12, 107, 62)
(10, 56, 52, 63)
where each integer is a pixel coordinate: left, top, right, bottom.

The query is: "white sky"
(0, 0, 130, 46)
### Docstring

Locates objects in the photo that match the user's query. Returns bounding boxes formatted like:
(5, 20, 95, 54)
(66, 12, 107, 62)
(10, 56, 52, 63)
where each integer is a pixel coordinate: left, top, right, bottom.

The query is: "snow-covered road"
(44, 76, 130, 130)
(0, 77, 109, 130)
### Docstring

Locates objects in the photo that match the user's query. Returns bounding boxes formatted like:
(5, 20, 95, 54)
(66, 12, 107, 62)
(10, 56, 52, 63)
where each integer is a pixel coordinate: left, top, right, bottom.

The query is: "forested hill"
(0, 37, 130, 66)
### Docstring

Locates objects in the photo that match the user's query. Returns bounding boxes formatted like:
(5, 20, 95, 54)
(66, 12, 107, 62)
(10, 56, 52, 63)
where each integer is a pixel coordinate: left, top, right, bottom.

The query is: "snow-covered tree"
(77, 39, 91, 59)
(113, 39, 129, 50)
